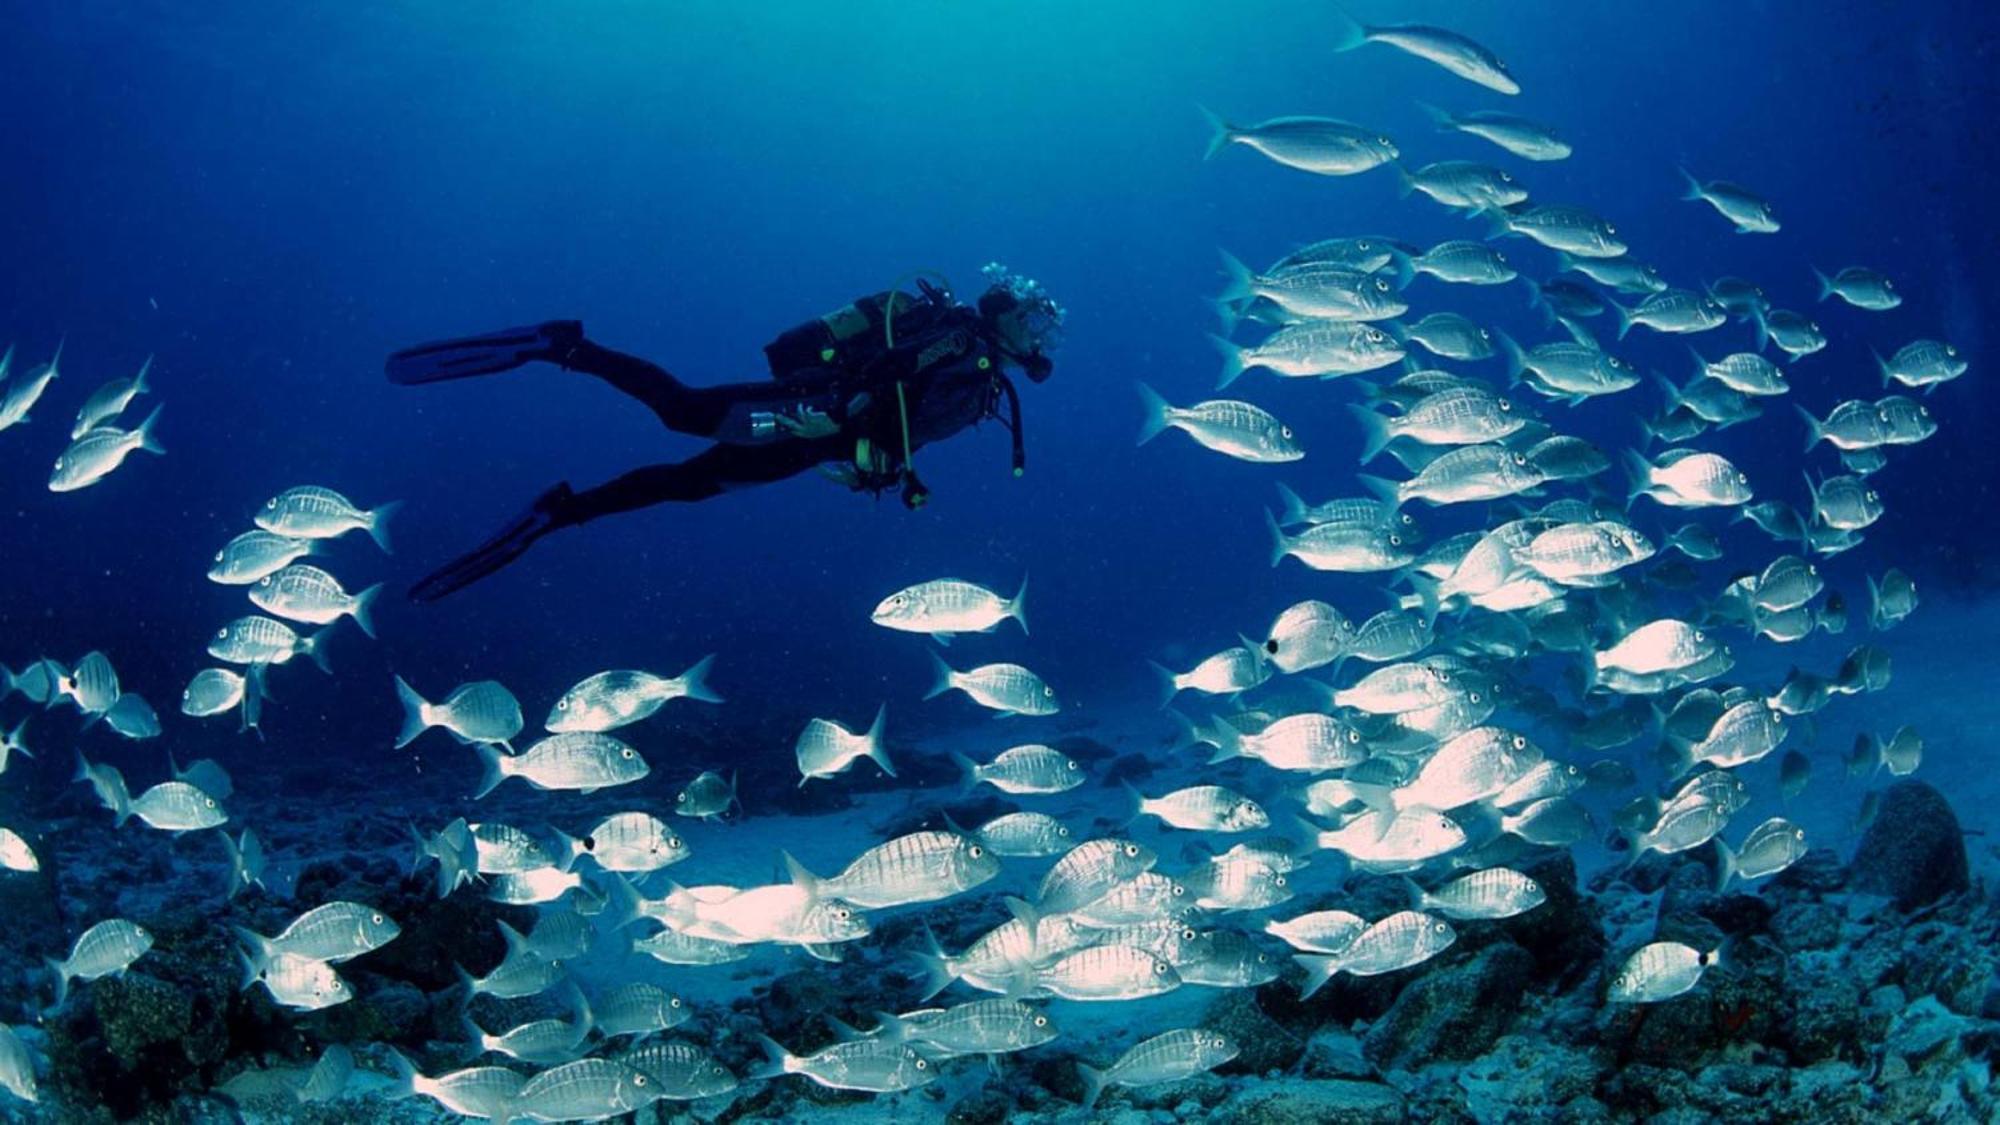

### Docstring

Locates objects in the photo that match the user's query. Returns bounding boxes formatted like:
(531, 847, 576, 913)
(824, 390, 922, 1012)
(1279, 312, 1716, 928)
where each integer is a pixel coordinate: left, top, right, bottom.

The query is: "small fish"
(508, 1058, 661, 1119)
(790, 831, 1000, 909)
(1269, 235, 1416, 274)
(545, 656, 722, 732)
(954, 743, 1081, 795)
(926, 655, 1059, 716)
(1410, 240, 1517, 285)
(1364, 444, 1546, 508)
(117, 781, 228, 833)
(57, 651, 120, 715)
(1214, 320, 1406, 385)
(795, 705, 894, 783)
(1333, 9, 1519, 93)
(569, 812, 688, 873)
(618, 1041, 737, 1101)
(473, 734, 648, 798)
(1496, 332, 1639, 401)
(1265, 910, 1367, 954)
(1526, 436, 1611, 481)
(1625, 449, 1752, 508)
(1867, 568, 1918, 629)
(1778, 750, 1812, 801)
(1262, 600, 1353, 674)
(236, 902, 400, 968)
(974, 811, 1072, 857)
(241, 951, 352, 1011)
(1217, 253, 1409, 325)
(1418, 103, 1568, 160)
(1716, 817, 1808, 891)
(394, 677, 523, 749)
(1679, 168, 1778, 232)
(1874, 339, 1966, 393)
(754, 1035, 935, 1093)
(872, 999, 1058, 1058)
(1398, 162, 1526, 217)
(97, 692, 161, 740)
(873, 577, 1028, 642)
(1200, 110, 1399, 175)
(255, 486, 401, 552)
(208, 616, 331, 670)
(1310, 808, 1467, 865)
(1037, 839, 1157, 914)
(1137, 383, 1303, 463)
(0, 1024, 37, 1103)
(224, 828, 268, 899)
(1614, 290, 1726, 338)
(1499, 797, 1592, 846)
(1691, 348, 1787, 396)
(1295, 911, 1455, 996)
(1127, 784, 1267, 833)
(1153, 641, 1270, 703)
(49, 406, 164, 492)
(181, 667, 265, 731)
(1408, 868, 1545, 920)
(1204, 711, 1368, 772)
(1267, 515, 1414, 573)
(1804, 473, 1882, 531)
(1078, 1028, 1240, 1111)
(673, 770, 739, 819)
(250, 564, 380, 636)
(1035, 944, 1182, 1001)
(1609, 941, 1717, 1003)
(71, 355, 152, 438)
(48, 919, 153, 1006)
(1754, 308, 1827, 362)
(384, 1049, 527, 1119)
(1490, 205, 1626, 258)
(1814, 265, 1899, 310)
(0, 340, 63, 434)
(209, 530, 317, 585)
(0, 828, 39, 873)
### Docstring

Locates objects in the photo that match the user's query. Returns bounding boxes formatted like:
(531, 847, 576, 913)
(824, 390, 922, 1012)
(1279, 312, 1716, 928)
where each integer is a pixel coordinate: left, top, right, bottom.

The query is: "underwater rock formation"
(1847, 780, 1970, 910)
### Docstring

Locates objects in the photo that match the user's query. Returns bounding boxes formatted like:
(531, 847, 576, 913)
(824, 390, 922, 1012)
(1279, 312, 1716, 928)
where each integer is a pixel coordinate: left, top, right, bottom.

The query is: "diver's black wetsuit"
(391, 287, 1031, 601)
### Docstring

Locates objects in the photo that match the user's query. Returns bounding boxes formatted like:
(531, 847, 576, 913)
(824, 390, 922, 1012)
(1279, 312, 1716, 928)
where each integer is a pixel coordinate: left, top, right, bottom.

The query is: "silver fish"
(236, 901, 400, 966)
(1814, 265, 1899, 310)
(1609, 941, 1716, 1003)
(794, 705, 893, 782)
(872, 577, 1028, 641)
(241, 951, 351, 1011)
(249, 564, 380, 636)
(1296, 911, 1455, 996)
(1874, 339, 1966, 392)
(1491, 205, 1625, 257)
(118, 781, 227, 833)
(1411, 239, 1517, 284)
(1137, 384, 1303, 463)
(754, 1036, 934, 1093)
(1215, 320, 1405, 385)
(1398, 161, 1526, 212)
(791, 830, 1000, 909)
(1333, 11, 1519, 93)
(48, 919, 153, 1006)
(255, 486, 400, 551)
(619, 1041, 738, 1100)
(1419, 103, 1569, 160)
(473, 733, 648, 798)
(926, 656, 1059, 715)
(974, 811, 1072, 857)
(208, 530, 318, 585)
(395, 677, 523, 749)
(1201, 110, 1398, 175)
(673, 770, 739, 819)
(385, 1048, 527, 1119)
(208, 616, 330, 670)
(545, 655, 721, 732)
(48, 407, 164, 492)
(508, 1057, 661, 1120)
(954, 744, 1081, 794)
(1410, 868, 1545, 919)
(1716, 817, 1807, 890)
(71, 355, 151, 438)
(1679, 168, 1779, 232)
(1078, 1028, 1240, 1111)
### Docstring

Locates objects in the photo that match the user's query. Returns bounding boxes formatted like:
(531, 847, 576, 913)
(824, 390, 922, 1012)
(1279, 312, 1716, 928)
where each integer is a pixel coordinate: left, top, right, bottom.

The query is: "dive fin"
(385, 320, 582, 385)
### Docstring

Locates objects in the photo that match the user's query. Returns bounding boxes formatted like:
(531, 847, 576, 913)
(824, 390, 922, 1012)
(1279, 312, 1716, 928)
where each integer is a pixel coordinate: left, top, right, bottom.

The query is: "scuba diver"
(385, 264, 1064, 601)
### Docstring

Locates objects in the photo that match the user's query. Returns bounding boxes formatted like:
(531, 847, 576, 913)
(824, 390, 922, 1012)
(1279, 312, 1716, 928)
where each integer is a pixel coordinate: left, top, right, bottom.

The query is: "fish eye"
(914, 1058, 928, 1070)
(1066, 760, 1079, 770)
(1498, 399, 1511, 411)
(671, 997, 684, 1007)
(213, 551, 224, 562)
(1279, 426, 1294, 439)
(1511, 735, 1526, 750)
(1390, 534, 1402, 546)
(837, 907, 851, 919)
(1605, 224, 1617, 235)
(1155, 962, 1170, 974)
(1866, 491, 1878, 502)
(205, 798, 217, 808)
(1469, 691, 1482, 703)
(1434, 921, 1449, 932)
(1495, 252, 1508, 264)
(1182, 927, 1197, 940)
(1375, 281, 1388, 292)
(968, 845, 985, 858)
(215, 629, 227, 639)
(1034, 1015, 1048, 1026)
(371, 913, 384, 924)
(1275, 875, 1288, 887)
(1400, 513, 1414, 526)
(1042, 686, 1056, 698)
(1347, 730, 1361, 743)
(1512, 453, 1527, 465)
(668, 836, 683, 849)
(556, 700, 568, 710)
(621, 748, 635, 758)
(1123, 843, 1140, 857)
(265, 499, 277, 509)
(1172, 883, 1186, 896)
(675, 791, 687, 803)
(634, 1074, 649, 1087)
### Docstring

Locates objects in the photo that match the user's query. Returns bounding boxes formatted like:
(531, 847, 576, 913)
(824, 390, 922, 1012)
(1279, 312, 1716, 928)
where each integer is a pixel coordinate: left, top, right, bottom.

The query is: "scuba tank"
(763, 284, 950, 383)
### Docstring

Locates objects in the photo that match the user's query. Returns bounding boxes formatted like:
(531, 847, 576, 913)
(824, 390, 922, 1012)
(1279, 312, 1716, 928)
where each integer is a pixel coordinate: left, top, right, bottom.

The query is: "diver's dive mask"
(979, 262, 1064, 382)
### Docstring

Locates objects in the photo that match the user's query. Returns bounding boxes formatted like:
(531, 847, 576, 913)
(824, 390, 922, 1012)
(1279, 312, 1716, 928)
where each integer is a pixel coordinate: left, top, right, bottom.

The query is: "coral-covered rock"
(1847, 781, 1969, 910)
(1362, 941, 1532, 1070)
(1223, 1077, 1405, 1124)
(1202, 988, 1304, 1074)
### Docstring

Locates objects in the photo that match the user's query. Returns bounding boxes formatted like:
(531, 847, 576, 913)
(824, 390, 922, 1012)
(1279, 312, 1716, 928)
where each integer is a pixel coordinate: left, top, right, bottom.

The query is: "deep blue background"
(0, 1, 1994, 774)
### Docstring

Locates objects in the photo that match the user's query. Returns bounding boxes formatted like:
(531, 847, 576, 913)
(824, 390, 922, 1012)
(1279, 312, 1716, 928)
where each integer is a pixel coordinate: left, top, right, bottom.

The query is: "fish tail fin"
(1524, 278, 1556, 327)
(1677, 165, 1704, 201)
(1612, 299, 1635, 341)
(1328, 2, 1368, 51)
(1348, 404, 1394, 465)
(231, 926, 274, 981)
(1384, 247, 1417, 291)
(133, 404, 165, 455)
(1415, 100, 1454, 131)
(1621, 450, 1655, 508)
(949, 751, 980, 798)
(749, 1034, 795, 1082)
(1357, 474, 1403, 514)
(1652, 373, 1684, 413)
(6, 716, 30, 757)
(863, 703, 894, 777)
(1274, 482, 1310, 527)
(347, 583, 383, 640)
(382, 1046, 420, 1100)
(1120, 781, 1148, 830)
(392, 675, 431, 749)
(676, 653, 724, 704)
(301, 627, 335, 674)
(1216, 249, 1255, 312)
(1078, 1062, 1108, 1111)
(1812, 266, 1834, 302)
(924, 651, 957, 701)
(1135, 382, 1173, 446)
(366, 500, 403, 554)
(1197, 104, 1234, 161)
(1008, 573, 1030, 637)
(470, 742, 509, 799)
(1713, 837, 1738, 894)
(1147, 660, 1181, 709)
(1263, 508, 1291, 568)
(1295, 953, 1341, 999)
(1392, 160, 1417, 200)
(1494, 329, 1525, 385)
(223, 831, 248, 899)
(1749, 304, 1770, 353)
(1202, 715, 1246, 763)
(46, 958, 68, 1009)
(1209, 332, 1246, 390)
(1408, 572, 1443, 627)
(1871, 347, 1890, 388)
(912, 926, 958, 1002)
(1793, 404, 1825, 452)
(1400, 876, 1431, 911)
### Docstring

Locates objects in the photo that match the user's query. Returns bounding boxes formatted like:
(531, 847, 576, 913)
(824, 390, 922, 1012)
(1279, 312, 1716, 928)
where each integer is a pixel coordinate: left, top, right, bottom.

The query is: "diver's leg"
(407, 440, 843, 602)
(558, 340, 837, 444)
(559, 438, 843, 518)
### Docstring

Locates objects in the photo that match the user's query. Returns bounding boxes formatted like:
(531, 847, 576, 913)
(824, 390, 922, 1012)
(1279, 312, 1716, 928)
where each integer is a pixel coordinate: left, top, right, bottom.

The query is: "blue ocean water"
(1, 2, 1998, 1121)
